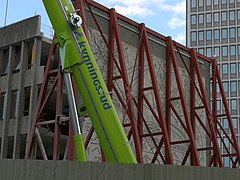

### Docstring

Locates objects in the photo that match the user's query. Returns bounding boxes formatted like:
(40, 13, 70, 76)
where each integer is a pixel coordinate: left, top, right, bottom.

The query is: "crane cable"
(4, 0, 9, 26)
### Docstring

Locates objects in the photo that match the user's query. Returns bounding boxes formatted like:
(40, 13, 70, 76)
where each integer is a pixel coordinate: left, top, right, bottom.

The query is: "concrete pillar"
(0, 49, 3, 156)
(0, 49, 3, 79)
(0, 45, 15, 158)
(28, 37, 42, 133)
(12, 42, 28, 159)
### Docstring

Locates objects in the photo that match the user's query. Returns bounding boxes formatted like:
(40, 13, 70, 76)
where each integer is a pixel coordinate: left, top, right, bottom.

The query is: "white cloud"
(114, 5, 154, 17)
(168, 17, 186, 29)
(173, 1, 186, 15)
(174, 33, 186, 44)
(97, 0, 164, 6)
(161, 1, 186, 29)
(95, 0, 165, 18)
(95, 0, 187, 41)
(160, 1, 186, 15)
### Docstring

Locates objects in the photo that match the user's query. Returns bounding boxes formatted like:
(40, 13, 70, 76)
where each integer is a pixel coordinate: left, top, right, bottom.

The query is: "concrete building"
(186, 0, 240, 167)
(0, 16, 51, 158)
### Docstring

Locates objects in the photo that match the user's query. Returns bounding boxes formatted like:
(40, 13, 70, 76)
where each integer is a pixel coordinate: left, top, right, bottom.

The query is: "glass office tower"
(187, 0, 240, 167)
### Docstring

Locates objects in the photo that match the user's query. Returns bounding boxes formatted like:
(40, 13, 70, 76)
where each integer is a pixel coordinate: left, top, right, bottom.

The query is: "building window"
(217, 100, 221, 111)
(222, 46, 228, 56)
(223, 138, 230, 149)
(10, 90, 18, 118)
(237, 27, 240, 38)
(206, 13, 212, 23)
(223, 118, 229, 128)
(214, 29, 220, 40)
(191, 31, 197, 42)
(238, 45, 240, 56)
(199, 14, 204, 24)
(199, 31, 204, 41)
(199, 0, 203, 7)
(206, 0, 211, 6)
(214, 12, 219, 22)
(210, 65, 212, 77)
(0, 93, 5, 120)
(229, 11, 235, 21)
(232, 118, 237, 129)
(223, 82, 229, 92)
(230, 63, 236, 74)
(191, 0, 196, 7)
(198, 48, 204, 54)
(223, 157, 230, 167)
(217, 83, 220, 93)
(231, 81, 237, 92)
(230, 0, 234, 3)
(191, 32, 197, 42)
(24, 87, 31, 116)
(12, 45, 21, 72)
(221, 0, 227, 5)
(229, 28, 235, 38)
(230, 45, 236, 56)
(206, 30, 212, 41)
(214, 0, 219, 5)
(222, 64, 228, 75)
(206, 47, 212, 57)
(1, 49, 9, 75)
(238, 10, 240, 20)
(221, 11, 227, 21)
(191, 15, 197, 25)
(222, 28, 227, 38)
(230, 99, 237, 112)
(214, 46, 220, 57)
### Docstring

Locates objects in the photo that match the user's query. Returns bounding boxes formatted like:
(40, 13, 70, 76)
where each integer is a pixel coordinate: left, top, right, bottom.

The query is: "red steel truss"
(25, 0, 240, 167)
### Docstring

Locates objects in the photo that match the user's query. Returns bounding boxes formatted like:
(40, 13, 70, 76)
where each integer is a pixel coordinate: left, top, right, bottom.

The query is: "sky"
(0, 0, 186, 45)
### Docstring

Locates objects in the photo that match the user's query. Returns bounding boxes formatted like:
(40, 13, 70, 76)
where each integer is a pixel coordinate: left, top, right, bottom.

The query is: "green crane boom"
(42, 0, 137, 163)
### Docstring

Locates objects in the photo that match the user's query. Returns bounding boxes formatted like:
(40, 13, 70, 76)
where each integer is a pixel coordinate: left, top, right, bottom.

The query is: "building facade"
(187, 0, 240, 167)
(0, 16, 51, 159)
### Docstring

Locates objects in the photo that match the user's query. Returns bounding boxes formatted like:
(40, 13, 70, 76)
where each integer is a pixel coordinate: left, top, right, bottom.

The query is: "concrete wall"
(0, 16, 42, 47)
(0, 159, 239, 180)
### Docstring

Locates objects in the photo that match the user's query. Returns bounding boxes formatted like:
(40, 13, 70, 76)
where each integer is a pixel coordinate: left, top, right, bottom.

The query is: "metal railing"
(41, 23, 54, 39)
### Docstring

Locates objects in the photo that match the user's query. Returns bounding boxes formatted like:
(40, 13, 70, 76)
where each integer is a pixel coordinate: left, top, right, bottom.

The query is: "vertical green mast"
(42, 0, 137, 163)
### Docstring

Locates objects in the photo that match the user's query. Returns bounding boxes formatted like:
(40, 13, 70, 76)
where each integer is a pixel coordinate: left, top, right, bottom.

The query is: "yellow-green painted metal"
(42, 0, 137, 163)
(74, 135, 87, 162)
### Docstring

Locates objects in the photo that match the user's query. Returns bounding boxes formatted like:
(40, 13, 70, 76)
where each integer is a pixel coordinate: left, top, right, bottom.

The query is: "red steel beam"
(53, 61, 63, 160)
(190, 47, 196, 165)
(137, 24, 145, 147)
(214, 58, 240, 167)
(142, 27, 173, 164)
(68, 119, 74, 160)
(108, 9, 143, 163)
(211, 58, 218, 166)
(190, 49, 223, 167)
(25, 41, 57, 159)
(167, 37, 199, 166)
